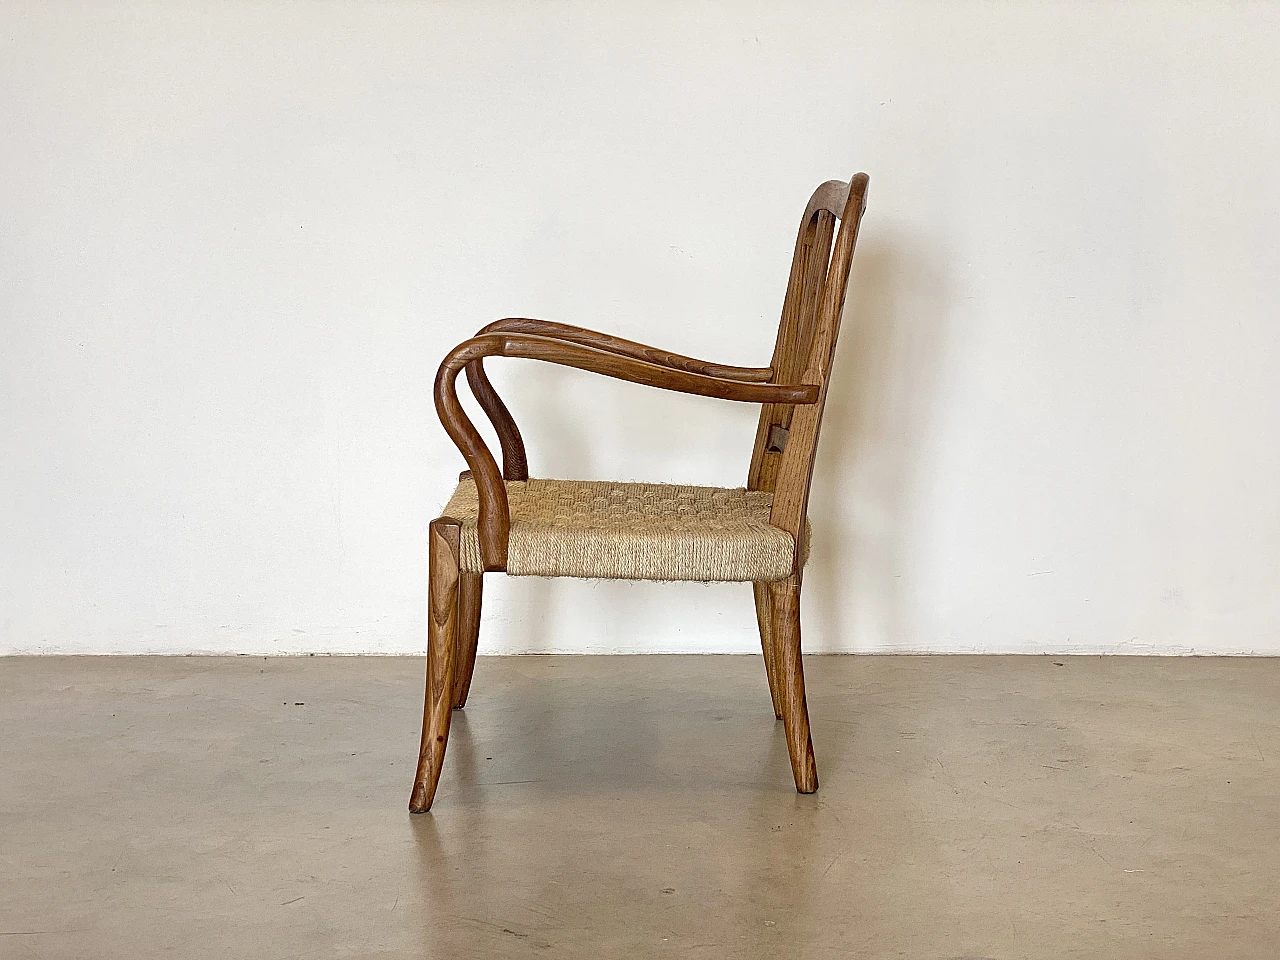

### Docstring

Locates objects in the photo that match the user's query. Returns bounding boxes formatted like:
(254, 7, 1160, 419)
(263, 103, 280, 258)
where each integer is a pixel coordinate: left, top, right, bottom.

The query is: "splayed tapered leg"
(769, 575, 818, 793)
(451, 573, 483, 708)
(753, 581, 784, 718)
(409, 518, 462, 813)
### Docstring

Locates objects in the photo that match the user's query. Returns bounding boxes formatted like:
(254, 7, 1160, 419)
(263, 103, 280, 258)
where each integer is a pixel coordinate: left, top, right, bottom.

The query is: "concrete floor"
(1, 656, 1277, 959)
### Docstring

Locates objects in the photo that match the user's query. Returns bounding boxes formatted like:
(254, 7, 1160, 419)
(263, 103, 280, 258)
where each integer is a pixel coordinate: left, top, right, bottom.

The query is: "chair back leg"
(409, 517, 462, 813)
(768, 575, 818, 793)
(451, 572, 484, 708)
(753, 582, 784, 719)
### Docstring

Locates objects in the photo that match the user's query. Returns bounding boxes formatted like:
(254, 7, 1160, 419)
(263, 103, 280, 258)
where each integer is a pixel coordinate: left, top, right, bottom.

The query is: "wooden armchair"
(410, 173, 870, 812)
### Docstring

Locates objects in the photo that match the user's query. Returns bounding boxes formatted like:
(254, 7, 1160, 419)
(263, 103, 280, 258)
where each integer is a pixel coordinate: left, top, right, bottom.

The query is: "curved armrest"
(435, 333, 817, 570)
(473, 334, 815, 402)
(479, 318, 775, 382)
(466, 319, 774, 484)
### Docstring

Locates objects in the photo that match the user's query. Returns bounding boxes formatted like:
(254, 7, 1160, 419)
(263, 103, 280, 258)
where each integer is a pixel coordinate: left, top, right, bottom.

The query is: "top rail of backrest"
(803, 179, 852, 223)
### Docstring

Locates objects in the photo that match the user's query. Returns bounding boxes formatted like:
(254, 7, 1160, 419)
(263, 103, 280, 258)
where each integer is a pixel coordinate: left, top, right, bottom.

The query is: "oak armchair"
(410, 173, 870, 811)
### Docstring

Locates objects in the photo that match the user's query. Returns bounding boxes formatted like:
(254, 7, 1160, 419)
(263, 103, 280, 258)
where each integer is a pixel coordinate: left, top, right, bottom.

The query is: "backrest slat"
(790, 209, 836, 386)
(748, 199, 839, 493)
(748, 173, 870, 575)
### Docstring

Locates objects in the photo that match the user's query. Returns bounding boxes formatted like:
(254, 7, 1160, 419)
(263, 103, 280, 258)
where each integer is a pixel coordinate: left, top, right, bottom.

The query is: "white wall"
(3, 1, 1278, 656)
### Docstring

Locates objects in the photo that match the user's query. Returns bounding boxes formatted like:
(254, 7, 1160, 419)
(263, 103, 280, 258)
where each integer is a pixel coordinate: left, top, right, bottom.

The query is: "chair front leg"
(409, 517, 462, 813)
(768, 575, 818, 793)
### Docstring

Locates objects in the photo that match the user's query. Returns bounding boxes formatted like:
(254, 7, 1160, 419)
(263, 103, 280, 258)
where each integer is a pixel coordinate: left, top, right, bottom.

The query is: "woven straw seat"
(442, 477, 806, 582)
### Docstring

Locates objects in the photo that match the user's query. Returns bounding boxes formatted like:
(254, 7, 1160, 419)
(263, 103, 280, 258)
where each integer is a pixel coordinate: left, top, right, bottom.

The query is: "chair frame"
(410, 173, 869, 812)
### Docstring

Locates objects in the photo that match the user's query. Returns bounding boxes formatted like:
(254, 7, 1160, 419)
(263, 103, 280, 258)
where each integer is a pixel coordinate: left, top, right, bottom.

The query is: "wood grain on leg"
(409, 518, 462, 813)
(769, 575, 818, 793)
(753, 581, 783, 719)
(451, 572, 483, 708)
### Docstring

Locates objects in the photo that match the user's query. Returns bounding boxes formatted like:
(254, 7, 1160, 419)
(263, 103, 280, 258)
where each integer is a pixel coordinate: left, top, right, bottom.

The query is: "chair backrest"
(747, 173, 869, 553)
